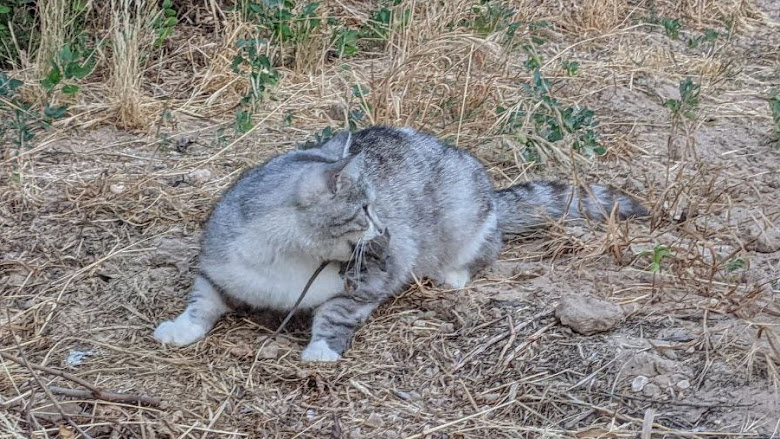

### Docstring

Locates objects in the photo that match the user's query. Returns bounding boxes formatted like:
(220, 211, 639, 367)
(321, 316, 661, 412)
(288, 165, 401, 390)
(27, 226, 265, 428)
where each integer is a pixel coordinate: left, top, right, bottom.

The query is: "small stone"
(6, 273, 27, 287)
(188, 168, 212, 185)
(555, 295, 624, 336)
(365, 413, 383, 428)
(743, 223, 780, 253)
(306, 408, 316, 421)
(631, 375, 649, 392)
(394, 390, 421, 401)
(643, 383, 661, 398)
(676, 379, 691, 390)
(109, 183, 125, 194)
(440, 322, 455, 333)
(258, 342, 280, 359)
(479, 392, 502, 402)
(228, 343, 253, 358)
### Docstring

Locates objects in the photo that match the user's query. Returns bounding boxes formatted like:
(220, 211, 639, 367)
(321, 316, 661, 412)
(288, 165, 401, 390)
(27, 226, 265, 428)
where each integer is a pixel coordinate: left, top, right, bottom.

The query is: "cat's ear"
(328, 152, 363, 194)
(319, 131, 352, 159)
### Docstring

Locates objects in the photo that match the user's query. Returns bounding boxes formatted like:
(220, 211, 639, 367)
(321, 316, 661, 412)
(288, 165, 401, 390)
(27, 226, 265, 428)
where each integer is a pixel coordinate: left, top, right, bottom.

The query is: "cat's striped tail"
(494, 181, 649, 235)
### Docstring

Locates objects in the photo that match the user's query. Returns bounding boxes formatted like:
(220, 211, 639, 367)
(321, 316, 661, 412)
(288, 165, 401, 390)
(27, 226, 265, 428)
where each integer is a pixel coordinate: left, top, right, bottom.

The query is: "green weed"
(664, 77, 700, 120)
(661, 18, 681, 40)
(231, 38, 280, 133)
(243, 1, 322, 47)
(646, 244, 672, 274)
(333, 28, 359, 57)
(153, 0, 178, 47)
(725, 257, 746, 274)
(562, 60, 579, 77)
(0, 0, 37, 66)
(498, 65, 606, 164)
(0, 73, 67, 149)
(40, 37, 96, 95)
(687, 29, 719, 49)
(468, 0, 516, 36)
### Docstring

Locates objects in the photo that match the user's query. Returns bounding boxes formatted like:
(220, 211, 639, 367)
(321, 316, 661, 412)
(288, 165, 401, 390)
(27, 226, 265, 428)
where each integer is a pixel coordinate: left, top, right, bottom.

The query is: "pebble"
(365, 413, 383, 428)
(555, 295, 624, 335)
(109, 183, 125, 194)
(631, 375, 649, 392)
(677, 379, 691, 390)
(188, 168, 212, 185)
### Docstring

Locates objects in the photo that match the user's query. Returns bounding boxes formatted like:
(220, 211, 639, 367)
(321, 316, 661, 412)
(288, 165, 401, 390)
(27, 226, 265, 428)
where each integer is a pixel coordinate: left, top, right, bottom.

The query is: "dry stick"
(0, 352, 161, 407)
(452, 308, 554, 372)
(500, 321, 557, 369)
(7, 332, 95, 439)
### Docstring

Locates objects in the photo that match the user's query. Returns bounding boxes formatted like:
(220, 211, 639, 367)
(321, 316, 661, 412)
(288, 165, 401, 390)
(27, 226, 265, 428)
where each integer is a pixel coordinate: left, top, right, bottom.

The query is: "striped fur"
(153, 126, 647, 361)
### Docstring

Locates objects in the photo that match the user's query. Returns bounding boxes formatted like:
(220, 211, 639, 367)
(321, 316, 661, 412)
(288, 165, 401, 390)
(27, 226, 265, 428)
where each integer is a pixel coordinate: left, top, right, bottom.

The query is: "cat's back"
(349, 126, 487, 184)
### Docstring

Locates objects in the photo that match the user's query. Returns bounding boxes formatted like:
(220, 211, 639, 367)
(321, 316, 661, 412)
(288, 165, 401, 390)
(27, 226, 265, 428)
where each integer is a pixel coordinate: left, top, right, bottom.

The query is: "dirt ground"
(1, 1, 779, 438)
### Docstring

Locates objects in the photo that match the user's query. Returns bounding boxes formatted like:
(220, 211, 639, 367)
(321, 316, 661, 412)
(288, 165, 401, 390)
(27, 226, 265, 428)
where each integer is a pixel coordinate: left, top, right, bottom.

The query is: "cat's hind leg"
(154, 273, 230, 346)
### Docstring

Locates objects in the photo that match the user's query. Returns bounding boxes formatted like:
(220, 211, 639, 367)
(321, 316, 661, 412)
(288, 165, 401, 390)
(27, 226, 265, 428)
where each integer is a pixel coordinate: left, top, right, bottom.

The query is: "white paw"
(443, 269, 470, 289)
(153, 315, 207, 347)
(300, 339, 341, 362)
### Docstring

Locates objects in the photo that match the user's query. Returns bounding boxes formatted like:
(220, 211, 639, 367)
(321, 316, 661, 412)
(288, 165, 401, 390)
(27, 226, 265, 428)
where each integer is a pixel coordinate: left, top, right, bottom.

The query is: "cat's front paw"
(301, 339, 341, 362)
(153, 316, 207, 346)
(442, 269, 470, 289)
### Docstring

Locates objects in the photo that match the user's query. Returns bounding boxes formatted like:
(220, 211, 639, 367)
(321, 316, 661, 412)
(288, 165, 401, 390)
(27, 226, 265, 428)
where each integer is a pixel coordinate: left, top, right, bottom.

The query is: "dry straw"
(1, 0, 778, 437)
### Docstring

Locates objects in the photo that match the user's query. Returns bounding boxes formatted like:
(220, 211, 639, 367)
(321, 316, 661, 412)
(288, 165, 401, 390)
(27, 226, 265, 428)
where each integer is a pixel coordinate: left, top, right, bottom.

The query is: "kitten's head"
(293, 132, 383, 260)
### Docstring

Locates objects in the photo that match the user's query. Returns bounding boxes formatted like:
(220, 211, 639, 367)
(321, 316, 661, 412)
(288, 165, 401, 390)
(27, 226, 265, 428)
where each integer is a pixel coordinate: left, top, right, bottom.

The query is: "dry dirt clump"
(1, 1, 779, 438)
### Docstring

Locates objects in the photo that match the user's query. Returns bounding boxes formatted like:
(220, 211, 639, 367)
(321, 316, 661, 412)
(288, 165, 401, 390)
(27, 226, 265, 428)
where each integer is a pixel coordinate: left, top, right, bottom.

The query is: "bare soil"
(2, 1, 779, 438)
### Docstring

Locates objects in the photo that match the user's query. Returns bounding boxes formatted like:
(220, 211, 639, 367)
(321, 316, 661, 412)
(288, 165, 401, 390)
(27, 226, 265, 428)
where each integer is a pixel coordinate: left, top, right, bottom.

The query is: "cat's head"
(293, 132, 383, 260)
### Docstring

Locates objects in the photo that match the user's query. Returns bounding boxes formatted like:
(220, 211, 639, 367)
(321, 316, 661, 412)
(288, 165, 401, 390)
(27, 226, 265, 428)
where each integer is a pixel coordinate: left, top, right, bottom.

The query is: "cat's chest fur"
(205, 239, 345, 311)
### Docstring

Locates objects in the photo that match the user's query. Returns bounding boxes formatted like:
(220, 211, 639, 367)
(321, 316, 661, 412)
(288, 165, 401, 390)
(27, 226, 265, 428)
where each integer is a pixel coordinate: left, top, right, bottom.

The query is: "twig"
(8, 329, 95, 439)
(500, 321, 557, 369)
(0, 351, 161, 407)
(452, 308, 554, 372)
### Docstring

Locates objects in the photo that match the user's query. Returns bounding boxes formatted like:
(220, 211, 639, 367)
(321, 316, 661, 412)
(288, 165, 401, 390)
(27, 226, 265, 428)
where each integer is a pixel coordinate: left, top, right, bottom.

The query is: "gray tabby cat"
(154, 126, 647, 361)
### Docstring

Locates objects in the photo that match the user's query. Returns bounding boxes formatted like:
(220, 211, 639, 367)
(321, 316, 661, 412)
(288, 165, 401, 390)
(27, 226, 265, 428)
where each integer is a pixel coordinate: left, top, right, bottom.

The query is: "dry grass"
(1, 0, 779, 438)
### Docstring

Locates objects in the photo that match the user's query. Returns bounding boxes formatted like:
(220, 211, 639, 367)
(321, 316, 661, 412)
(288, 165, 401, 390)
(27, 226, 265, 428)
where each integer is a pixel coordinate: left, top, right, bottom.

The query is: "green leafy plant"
(40, 38, 96, 94)
(0, 73, 67, 149)
(468, 0, 516, 36)
(360, 2, 410, 45)
(661, 18, 681, 39)
(244, 1, 322, 46)
(647, 244, 672, 273)
(664, 77, 700, 120)
(153, 0, 178, 47)
(725, 257, 746, 274)
(687, 28, 719, 49)
(231, 38, 280, 133)
(497, 62, 606, 164)
(0, 0, 37, 66)
(348, 84, 371, 131)
(333, 27, 359, 57)
(562, 60, 579, 76)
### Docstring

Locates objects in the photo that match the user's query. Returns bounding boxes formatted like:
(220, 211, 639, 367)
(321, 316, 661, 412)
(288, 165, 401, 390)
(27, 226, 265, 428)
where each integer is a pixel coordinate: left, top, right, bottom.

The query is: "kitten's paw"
(301, 339, 341, 362)
(153, 316, 207, 346)
(443, 269, 470, 289)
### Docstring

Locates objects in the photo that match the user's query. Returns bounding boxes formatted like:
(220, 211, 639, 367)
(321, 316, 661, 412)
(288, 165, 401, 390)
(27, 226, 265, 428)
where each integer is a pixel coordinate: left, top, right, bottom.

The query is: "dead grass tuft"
(108, 0, 158, 129)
